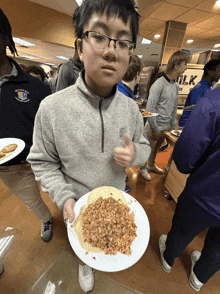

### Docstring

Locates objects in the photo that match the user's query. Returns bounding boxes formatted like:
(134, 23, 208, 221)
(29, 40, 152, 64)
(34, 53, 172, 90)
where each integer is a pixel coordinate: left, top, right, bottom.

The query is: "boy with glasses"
(28, 0, 151, 292)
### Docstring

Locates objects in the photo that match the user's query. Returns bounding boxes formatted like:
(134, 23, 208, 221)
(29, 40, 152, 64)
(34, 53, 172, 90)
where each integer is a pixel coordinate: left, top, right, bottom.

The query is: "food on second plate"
(74, 186, 137, 255)
(141, 111, 153, 116)
(173, 130, 181, 136)
(0, 143, 18, 161)
(1, 144, 18, 153)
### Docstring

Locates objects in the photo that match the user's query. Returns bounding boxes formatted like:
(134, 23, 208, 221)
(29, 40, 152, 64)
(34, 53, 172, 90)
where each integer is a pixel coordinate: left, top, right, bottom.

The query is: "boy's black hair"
(73, 0, 140, 44)
(204, 59, 220, 76)
(26, 65, 46, 82)
(0, 8, 18, 56)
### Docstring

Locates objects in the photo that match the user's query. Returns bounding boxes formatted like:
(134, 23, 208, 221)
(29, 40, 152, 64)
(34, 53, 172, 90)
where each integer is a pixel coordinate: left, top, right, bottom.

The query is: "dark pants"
(163, 197, 220, 284)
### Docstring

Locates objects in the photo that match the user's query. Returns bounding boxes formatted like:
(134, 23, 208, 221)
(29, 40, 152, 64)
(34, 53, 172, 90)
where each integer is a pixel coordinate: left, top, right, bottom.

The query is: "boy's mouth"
(101, 65, 116, 71)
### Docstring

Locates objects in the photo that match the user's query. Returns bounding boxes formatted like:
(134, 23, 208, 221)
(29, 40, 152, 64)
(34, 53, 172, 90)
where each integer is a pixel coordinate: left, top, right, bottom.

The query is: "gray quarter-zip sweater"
(27, 71, 151, 210)
(146, 75, 179, 131)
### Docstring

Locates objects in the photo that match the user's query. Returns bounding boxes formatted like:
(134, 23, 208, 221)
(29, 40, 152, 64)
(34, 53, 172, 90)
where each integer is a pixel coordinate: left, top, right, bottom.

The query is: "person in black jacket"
(0, 8, 53, 247)
(56, 40, 84, 92)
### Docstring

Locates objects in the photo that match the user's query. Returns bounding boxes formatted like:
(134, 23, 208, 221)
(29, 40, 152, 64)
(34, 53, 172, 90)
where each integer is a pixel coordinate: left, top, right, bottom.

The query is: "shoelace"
(42, 220, 52, 232)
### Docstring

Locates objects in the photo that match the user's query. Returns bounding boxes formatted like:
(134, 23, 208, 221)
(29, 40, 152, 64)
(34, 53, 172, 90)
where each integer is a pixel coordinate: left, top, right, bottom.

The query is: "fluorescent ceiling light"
(13, 38, 36, 47)
(137, 55, 143, 58)
(75, 0, 83, 5)
(154, 34, 161, 39)
(20, 55, 36, 59)
(56, 56, 69, 60)
(214, 44, 220, 48)
(187, 39, 194, 43)
(212, 49, 220, 52)
(141, 38, 151, 44)
(45, 63, 56, 66)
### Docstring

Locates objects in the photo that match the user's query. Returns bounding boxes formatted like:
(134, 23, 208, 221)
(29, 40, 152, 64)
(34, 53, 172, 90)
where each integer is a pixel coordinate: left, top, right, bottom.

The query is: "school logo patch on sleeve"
(15, 89, 30, 102)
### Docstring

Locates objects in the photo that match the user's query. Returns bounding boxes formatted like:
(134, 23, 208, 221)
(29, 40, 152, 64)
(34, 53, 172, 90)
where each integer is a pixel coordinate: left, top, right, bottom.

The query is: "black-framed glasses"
(81, 31, 136, 55)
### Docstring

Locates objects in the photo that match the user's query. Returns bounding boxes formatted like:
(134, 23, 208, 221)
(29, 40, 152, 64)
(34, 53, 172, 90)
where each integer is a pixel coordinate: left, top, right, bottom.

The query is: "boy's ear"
(77, 38, 83, 62)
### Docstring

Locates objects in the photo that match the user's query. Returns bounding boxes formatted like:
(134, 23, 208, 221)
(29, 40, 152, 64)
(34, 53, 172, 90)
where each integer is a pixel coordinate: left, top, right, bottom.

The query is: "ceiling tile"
(166, 0, 204, 8)
(175, 9, 212, 24)
(138, 2, 163, 17)
(184, 26, 207, 37)
(195, 30, 220, 39)
(196, 0, 220, 13)
(28, 0, 66, 14)
(148, 3, 189, 21)
(139, 18, 165, 31)
(194, 15, 220, 30)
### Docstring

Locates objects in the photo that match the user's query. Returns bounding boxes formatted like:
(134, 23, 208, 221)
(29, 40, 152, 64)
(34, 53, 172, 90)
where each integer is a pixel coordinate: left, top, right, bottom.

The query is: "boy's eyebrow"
(91, 21, 132, 39)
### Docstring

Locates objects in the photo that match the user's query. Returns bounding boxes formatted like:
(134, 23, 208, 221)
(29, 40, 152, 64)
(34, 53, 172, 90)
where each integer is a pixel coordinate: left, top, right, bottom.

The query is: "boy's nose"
(103, 40, 117, 58)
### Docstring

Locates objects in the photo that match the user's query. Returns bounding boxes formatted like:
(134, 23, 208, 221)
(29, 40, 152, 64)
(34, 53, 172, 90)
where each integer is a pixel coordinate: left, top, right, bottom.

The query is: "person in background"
(159, 86, 220, 292)
(26, 65, 51, 93)
(179, 59, 220, 128)
(56, 40, 84, 92)
(118, 54, 143, 191)
(27, 0, 150, 291)
(0, 8, 53, 250)
(154, 70, 170, 153)
(139, 50, 190, 181)
(48, 70, 56, 93)
(118, 54, 142, 100)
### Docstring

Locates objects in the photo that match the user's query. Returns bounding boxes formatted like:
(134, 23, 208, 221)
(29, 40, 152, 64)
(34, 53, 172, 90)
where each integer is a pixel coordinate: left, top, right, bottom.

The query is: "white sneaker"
(159, 234, 172, 273)
(139, 168, 151, 180)
(147, 165, 164, 174)
(78, 264, 94, 292)
(189, 250, 204, 292)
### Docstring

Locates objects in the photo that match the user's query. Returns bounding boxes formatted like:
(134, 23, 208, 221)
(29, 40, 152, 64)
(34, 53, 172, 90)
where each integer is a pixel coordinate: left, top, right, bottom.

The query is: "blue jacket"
(179, 79, 212, 127)
(0, 57, 51, 165)
(118, 81, 135, 100)
(173, 87, 220, 226)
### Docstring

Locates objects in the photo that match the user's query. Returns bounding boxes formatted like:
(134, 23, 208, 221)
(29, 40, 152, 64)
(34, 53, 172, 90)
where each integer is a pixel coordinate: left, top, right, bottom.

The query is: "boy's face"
(78, 13, 132, 98)
(175, 61, 187, 78)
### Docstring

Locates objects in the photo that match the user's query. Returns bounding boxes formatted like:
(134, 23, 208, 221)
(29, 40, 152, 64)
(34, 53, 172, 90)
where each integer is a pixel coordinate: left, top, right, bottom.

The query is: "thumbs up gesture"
(114, 134, 135, 167)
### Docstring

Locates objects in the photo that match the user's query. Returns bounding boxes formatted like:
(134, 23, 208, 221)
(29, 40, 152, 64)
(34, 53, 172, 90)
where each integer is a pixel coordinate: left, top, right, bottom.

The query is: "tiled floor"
(0, 147, 219, 293)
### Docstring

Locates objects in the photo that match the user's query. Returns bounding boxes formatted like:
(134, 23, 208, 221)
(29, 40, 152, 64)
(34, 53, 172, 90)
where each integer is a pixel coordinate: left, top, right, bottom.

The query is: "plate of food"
(141, 111, 158, 118)
(171, 130, 182, 137)
(0, 138, 25, 165)
(67, 186, 150, 272)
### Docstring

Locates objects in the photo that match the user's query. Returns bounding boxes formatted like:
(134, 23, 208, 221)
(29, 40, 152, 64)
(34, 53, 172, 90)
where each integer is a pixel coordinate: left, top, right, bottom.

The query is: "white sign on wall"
(176, 68, 204, 95)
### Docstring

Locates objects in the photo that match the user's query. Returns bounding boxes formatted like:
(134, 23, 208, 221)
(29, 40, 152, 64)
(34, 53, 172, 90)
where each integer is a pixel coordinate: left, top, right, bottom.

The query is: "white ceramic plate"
(171, 130, 182, 137)
(0, 138, 25, 165)
(67, 191, 150, 272)
(142, 113, 158, 118)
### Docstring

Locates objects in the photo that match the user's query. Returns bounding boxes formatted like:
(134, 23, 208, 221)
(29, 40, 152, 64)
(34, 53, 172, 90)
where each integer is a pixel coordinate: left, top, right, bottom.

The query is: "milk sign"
(176, 68, 204, 95)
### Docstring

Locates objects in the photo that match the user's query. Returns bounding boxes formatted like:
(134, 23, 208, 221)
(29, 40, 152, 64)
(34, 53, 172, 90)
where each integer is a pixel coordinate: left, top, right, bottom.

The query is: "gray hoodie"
(27, 72, 151, 210)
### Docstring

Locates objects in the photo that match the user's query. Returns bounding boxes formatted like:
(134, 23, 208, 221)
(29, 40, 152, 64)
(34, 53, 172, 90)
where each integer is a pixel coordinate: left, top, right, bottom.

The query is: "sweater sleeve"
(27, 101, 76, 211)
(146, 81, 162, 132)
(173, 95, 216, 174)
(130, 110, 151, 167)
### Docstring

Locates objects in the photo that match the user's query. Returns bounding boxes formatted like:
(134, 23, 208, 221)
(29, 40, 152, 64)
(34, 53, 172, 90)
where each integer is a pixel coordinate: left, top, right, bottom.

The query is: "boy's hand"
(114, 134, 135, 167)
(63, 198, 76, 223)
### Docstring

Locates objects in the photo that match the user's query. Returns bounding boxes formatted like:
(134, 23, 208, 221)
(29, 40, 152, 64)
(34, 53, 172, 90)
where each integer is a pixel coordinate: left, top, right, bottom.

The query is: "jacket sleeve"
(27, 101, 76, 211)
(130, 109, 151, 167)
(146, 81, 162, 132)
(172, 94, 216, 174)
